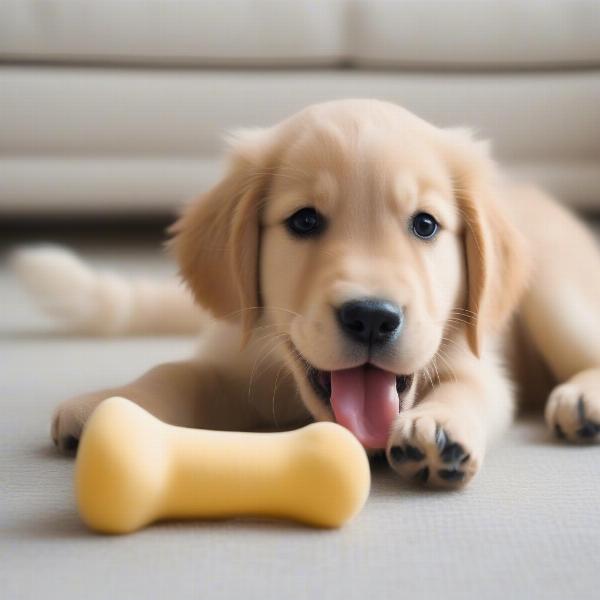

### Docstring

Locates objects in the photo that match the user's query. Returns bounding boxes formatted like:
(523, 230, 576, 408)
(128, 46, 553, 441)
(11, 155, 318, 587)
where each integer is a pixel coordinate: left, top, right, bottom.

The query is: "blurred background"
(1, 0, 600, 224)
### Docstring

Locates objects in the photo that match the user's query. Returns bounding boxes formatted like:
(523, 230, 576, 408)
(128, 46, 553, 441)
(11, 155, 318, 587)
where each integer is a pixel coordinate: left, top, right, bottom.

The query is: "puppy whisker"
(434, 350, 458, 384)
(247, 333, 290, 401)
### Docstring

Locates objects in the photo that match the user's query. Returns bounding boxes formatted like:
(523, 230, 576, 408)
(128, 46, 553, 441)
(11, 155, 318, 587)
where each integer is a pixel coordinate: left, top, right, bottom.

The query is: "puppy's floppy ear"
(169, 128, 276, 341)
(444, 129, 531, 357)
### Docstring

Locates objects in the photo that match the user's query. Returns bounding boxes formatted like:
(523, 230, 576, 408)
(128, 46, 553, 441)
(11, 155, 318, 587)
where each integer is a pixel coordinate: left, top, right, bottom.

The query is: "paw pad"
(57, 435, 79, 453)
(575, 397, 600, 440)
(414, 466, 430, 483)
(388, 424, 476, 489)
(548, 389, 600, 444)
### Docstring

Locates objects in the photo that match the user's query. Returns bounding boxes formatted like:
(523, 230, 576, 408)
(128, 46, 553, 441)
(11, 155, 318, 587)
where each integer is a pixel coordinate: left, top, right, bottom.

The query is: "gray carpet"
(2, 232, 599, 600)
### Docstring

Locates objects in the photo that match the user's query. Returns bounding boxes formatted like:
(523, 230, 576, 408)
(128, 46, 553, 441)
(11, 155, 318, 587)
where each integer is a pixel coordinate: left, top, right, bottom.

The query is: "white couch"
(1, 0, 599, 216)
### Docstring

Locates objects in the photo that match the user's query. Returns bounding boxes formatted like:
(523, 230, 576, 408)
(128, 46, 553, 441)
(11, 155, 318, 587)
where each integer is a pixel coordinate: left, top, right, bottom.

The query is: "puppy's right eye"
(285, 207, 326, 238)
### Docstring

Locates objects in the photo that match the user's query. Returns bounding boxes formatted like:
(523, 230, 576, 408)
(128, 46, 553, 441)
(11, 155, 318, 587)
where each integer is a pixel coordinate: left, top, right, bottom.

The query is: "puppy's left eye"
(411, 212, 439, 240)
(286, 207, 326, 238)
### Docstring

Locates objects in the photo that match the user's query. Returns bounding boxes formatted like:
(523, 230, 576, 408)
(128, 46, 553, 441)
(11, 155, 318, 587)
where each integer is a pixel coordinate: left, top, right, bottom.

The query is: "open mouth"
(297, 352, 414, 449)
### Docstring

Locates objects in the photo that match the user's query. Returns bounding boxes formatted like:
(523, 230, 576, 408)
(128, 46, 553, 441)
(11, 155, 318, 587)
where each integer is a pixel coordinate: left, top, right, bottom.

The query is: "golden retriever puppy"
(42, 100, 600, 488)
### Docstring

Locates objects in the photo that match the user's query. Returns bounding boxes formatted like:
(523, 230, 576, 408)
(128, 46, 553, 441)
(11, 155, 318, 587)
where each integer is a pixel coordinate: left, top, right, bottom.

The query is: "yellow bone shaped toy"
(75, 397, 371, 533)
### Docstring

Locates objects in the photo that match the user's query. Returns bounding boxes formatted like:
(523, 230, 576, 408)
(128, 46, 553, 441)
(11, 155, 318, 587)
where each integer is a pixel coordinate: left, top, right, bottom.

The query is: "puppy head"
(171, 100, 529, 448)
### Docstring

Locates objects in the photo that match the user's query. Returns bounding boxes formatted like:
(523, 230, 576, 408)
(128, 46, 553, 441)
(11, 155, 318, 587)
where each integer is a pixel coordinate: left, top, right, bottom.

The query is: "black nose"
(336, 298, 403, 345)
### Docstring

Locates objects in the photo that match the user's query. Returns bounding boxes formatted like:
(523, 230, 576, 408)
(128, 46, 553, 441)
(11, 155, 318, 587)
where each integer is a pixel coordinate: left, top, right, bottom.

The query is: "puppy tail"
(10, 245, 207, 335)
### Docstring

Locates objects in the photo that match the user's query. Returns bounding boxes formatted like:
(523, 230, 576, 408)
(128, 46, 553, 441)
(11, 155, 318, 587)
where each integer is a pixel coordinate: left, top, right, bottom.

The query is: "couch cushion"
(0, 0, 346, 66)
(2, 68, 600, 214)
(3, 68, 599, 160)
(2, 1, 600, 68)
(351, 0, 600, 68)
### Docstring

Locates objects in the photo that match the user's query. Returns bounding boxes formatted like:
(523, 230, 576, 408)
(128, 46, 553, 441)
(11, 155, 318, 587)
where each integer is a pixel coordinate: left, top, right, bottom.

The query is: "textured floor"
(1, 227, 600, 600)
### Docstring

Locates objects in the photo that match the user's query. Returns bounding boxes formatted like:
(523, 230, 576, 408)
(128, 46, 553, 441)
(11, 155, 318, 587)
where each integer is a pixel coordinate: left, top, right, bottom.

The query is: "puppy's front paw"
(51, 394, 101, 454)
(386, 409, 483, 489)
(546, 383, 600, 443)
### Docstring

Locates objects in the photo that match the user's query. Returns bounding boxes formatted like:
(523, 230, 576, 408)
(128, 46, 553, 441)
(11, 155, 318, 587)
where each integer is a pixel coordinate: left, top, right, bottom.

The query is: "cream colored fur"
(17, 100, 600, 489)
(11, 245, 204, 335)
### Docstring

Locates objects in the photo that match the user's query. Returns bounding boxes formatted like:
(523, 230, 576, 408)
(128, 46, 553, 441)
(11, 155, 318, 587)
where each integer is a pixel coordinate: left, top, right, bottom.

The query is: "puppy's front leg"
(386, 349, 514, 489)
(51, 360, 262, 453)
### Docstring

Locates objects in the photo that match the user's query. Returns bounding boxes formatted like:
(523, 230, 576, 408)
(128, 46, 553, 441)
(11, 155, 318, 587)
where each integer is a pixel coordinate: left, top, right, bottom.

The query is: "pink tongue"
(330, 365, 399, 449)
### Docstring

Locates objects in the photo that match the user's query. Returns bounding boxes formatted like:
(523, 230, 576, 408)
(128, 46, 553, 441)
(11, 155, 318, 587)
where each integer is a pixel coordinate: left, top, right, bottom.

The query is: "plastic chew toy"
(75, 397, 371, 533)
